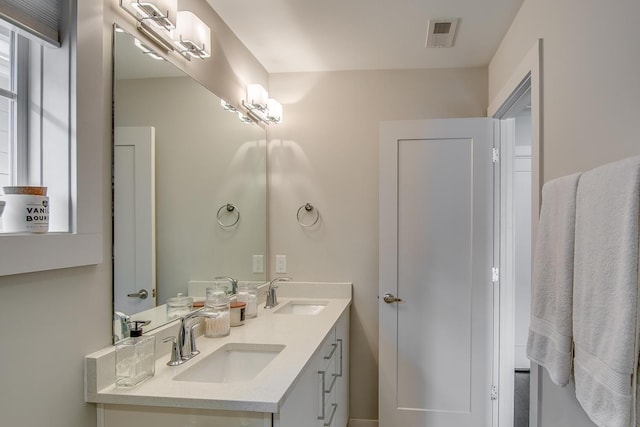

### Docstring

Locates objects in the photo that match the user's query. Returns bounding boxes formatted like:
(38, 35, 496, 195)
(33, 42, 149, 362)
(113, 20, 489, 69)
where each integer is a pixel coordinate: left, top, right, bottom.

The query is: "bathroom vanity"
(85, 282, 351, 427)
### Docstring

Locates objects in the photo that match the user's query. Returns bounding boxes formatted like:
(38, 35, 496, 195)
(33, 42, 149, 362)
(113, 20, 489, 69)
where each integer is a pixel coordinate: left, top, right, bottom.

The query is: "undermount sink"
(173, 343, 285, 384)
(274, 300, 327, 315)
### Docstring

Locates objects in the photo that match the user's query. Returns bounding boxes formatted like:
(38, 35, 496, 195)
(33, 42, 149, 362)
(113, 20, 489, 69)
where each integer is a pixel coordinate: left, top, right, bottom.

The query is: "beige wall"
(489, 0, 640, 425)
(0, 0, 267, 426)
(268, 68, 488, 420)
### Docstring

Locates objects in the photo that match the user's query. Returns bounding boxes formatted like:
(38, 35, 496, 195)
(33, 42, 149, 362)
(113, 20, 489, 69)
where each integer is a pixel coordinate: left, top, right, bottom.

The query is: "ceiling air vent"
(425, 18, 459, 48)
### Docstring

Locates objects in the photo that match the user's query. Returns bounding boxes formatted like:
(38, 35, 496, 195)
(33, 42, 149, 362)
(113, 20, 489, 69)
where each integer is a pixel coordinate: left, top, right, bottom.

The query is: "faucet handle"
(162, 336, 185, 366)
(188, 324, 201, 357)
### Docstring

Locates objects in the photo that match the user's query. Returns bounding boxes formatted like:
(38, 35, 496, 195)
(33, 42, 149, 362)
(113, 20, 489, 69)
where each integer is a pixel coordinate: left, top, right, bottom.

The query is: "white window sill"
(0, 232, 102, 275)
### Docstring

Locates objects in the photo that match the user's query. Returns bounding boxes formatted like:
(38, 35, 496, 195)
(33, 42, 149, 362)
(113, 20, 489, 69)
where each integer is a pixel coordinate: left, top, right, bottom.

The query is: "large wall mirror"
(112, 27, 267, 340)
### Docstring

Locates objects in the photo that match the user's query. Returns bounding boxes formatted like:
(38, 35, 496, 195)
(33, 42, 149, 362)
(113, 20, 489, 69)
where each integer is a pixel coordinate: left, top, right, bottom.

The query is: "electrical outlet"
(252, 255, 264, 273)
(275, 255, 287, 273)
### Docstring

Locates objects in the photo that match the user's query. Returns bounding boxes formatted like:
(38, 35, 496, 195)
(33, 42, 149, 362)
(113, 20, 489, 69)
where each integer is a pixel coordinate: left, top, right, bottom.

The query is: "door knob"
(127, 289, 149, 299)
(383, 293, 402, 304)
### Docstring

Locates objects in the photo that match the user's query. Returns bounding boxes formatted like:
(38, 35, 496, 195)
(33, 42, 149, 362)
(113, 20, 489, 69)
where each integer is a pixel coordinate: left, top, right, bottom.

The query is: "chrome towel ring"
(216, 203, 240, 227)
(296, 203, 320, 228)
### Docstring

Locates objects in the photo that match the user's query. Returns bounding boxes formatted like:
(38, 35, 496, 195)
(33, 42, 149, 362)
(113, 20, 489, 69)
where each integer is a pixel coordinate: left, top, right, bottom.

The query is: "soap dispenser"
(115, 320, 156, 388)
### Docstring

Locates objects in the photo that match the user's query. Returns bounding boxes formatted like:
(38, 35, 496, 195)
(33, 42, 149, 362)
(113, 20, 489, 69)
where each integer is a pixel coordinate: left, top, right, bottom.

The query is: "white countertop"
(85, 282, 351, 413)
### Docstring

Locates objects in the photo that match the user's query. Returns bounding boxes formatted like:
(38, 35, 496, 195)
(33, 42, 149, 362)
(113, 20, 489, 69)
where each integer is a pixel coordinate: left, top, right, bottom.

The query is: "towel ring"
(216, 203, 240, 227)
(296, 203, 320, 228)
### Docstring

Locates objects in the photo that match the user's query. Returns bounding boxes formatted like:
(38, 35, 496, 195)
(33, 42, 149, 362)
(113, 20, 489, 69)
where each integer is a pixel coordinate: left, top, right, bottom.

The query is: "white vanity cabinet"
(276, 310, 350, 427)
(97, 309, 349, 427)
(99, 404, 271, 427)
(86, 283, 352, 427)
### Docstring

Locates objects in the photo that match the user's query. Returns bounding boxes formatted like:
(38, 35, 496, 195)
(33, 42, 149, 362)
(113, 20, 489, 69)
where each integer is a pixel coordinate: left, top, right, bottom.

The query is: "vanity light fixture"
(173, 11, 211, 60)
(242, 84, 283, 124)
(220, 99, 237, 112)
(120, 0, 178, 30)
(134, 38, 165, 60)
(222, 99, 256, 124)
(237, 112, 254, 124)
(137, 20, 175, 52)
(266, 98, 283, 124)
(120, 0, 177, 54)
(244, 84, 269, 112)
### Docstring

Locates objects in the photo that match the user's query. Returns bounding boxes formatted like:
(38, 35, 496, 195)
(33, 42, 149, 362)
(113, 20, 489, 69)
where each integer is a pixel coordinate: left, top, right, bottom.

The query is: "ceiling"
(206, 0, 524, 73)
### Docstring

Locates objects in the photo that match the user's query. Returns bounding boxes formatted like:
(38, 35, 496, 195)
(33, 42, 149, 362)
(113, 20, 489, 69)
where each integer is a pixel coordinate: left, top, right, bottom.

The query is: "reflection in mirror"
(112, 27, 267, 341)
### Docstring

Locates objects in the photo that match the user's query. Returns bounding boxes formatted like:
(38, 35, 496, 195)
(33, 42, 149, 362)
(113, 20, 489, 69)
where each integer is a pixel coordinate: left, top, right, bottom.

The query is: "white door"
(114, 126, 157, 315)
(379, 118, 498, 427)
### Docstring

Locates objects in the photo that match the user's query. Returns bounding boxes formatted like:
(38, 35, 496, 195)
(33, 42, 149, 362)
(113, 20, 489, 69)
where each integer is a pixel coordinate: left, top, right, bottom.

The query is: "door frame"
(488, 39, 543, 427)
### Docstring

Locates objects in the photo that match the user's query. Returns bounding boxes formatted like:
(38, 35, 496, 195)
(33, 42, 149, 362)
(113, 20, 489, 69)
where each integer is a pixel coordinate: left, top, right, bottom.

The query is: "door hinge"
(492, 267, 499, 283)
(490, 385, 498, 401)
(492, 147, 499, 163)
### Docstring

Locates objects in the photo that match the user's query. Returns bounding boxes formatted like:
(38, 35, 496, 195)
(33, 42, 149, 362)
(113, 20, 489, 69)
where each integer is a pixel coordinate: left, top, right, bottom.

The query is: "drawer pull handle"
(318, 371, 326, 420)
(325, 373, 338, 394)
(324, 403, 338, 426)
(337, 338, 343, 377)
(324, 343, 338, 360)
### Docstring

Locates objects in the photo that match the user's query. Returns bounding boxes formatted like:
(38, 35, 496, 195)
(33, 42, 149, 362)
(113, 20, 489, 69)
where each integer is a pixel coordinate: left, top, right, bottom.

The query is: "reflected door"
(379, 118, 497, 426)
(114, 126, 156, 316)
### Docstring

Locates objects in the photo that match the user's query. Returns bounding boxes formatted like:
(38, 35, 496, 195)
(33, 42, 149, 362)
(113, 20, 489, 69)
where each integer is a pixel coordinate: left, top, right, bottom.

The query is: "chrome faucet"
(215, 275, 238, 295)
(264, 277, 291, 309)
(164, 308, 218, 365)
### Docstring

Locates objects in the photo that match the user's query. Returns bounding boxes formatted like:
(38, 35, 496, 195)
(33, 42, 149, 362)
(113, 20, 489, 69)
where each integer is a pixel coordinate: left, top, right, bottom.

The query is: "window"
(0, 17, 72, 233)
(0, 26, 14, 190)
(0, 0, 103, 275)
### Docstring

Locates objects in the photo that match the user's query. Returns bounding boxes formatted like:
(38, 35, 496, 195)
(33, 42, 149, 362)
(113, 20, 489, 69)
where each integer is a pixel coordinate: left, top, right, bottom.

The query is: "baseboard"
(348, 419, 378, 427)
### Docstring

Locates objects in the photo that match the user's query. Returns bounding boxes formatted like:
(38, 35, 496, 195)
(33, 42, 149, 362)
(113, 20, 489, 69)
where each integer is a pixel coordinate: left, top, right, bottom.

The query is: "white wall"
(0, 0, 267, 425)
(489, 0, 640, 425)
(268, 67, 488, 420)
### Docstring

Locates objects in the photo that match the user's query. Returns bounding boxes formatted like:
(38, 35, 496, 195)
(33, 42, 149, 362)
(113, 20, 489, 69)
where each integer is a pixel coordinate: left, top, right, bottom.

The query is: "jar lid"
(3, 186, 47, 196)
(230, 301, 246, 309)
(166, 293, 193, 306)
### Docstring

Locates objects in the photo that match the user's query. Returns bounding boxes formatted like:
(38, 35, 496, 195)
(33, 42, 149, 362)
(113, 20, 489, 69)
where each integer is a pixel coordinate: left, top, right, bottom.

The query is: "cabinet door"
(276, 345, 324, 427)
(277, 309, 350, 427)
(334, 310, 350, 427)
(319, 329, 339, 427)
(277, 330, 338, 427)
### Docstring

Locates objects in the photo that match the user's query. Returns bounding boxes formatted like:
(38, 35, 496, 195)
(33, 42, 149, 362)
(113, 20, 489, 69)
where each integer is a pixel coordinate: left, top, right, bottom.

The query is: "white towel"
(573, 156, 640, 427)
(527, 172, 581, 386)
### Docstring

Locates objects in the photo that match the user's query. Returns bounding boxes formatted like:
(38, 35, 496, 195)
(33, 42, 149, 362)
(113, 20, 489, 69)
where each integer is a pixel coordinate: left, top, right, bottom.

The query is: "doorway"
(489, 39, 542, 427)
(495, 80, 533, 427)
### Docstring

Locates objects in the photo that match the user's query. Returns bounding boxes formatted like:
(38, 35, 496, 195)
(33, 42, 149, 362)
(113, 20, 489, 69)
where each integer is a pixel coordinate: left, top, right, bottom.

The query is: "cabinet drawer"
(318, 331, 338, 372)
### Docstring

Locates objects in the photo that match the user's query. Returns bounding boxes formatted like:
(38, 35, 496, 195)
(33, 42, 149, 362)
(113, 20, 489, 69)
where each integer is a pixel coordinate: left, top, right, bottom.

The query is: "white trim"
(96, 403, 105, 427)
(489, 39, 543, 427)
(498, 118, 516, 427)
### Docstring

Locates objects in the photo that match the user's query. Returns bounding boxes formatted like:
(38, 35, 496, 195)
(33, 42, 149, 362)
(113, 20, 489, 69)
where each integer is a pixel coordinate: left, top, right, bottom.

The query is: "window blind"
(0, 0, 62, 47)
